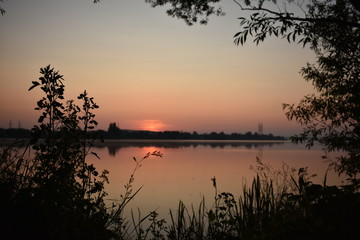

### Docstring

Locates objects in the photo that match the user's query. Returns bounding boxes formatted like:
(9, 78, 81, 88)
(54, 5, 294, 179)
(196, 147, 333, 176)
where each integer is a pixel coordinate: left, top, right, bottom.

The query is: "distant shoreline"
(94, 139, 288, 144)
(0, 127, 287, 142)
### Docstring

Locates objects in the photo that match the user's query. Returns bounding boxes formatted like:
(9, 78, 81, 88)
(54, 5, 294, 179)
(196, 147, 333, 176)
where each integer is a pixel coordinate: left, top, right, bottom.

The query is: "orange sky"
(0, 0, 316, 136)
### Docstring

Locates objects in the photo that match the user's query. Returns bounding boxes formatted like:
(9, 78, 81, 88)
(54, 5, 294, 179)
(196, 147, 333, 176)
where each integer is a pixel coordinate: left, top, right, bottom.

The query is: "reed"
(121, 161, 359, 240)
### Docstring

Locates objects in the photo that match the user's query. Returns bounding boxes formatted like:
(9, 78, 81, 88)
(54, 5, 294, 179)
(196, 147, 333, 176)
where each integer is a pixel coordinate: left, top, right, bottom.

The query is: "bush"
(0, 65, 113, 239)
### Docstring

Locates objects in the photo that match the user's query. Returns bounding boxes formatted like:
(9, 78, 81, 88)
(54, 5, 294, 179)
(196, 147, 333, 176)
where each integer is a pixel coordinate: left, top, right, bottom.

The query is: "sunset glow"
(138, 119, 168, 132)
(0, 0, 316, 136)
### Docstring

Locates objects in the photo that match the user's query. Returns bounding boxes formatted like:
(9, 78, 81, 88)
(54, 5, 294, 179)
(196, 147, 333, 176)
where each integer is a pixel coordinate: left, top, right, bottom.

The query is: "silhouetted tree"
(145, 0, 360, 176)
(108, 122, 121, 138)
(1, 65, 114, 239)
(282, 1, 360, 177)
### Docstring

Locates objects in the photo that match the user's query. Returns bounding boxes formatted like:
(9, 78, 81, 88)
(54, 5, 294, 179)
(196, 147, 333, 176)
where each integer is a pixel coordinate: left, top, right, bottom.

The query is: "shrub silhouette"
(0, 65, 113, 239)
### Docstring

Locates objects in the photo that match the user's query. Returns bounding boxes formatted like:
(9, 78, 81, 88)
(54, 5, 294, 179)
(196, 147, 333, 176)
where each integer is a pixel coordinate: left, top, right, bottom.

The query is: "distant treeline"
(0, 128, 32, 139)
(0, 123, 285, 140)
(103, 123, 285, 140)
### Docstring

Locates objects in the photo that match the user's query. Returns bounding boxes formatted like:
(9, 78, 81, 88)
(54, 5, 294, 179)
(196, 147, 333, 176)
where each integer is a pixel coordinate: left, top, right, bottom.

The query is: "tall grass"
(117, 158, 359, 240)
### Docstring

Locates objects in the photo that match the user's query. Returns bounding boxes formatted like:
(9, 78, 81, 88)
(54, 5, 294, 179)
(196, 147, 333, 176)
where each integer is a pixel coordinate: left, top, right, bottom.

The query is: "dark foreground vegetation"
(1, 0, 360, 239)
(0, 65, 359, 240)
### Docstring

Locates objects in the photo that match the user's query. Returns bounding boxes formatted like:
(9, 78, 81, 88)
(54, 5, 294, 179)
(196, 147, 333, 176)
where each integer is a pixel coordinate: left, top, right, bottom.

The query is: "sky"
(0, 0, 316, 136)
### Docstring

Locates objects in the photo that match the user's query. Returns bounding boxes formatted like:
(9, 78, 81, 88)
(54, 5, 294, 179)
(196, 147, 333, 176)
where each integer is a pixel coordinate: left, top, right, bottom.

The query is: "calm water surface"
(89, 140, 343, 218)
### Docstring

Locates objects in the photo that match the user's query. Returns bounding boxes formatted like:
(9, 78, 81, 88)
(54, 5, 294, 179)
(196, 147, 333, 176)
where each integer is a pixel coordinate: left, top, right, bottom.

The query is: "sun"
(139, 119, 167, 132)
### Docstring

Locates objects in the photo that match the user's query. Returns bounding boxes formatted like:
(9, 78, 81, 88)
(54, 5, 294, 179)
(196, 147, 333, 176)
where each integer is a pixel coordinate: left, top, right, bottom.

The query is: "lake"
(88, 139, 344, 219)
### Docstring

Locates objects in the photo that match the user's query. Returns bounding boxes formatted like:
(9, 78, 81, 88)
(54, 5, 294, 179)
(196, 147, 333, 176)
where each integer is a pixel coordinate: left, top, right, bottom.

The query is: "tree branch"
(239, 5, 360, 28)
(266, 15, 360, 28)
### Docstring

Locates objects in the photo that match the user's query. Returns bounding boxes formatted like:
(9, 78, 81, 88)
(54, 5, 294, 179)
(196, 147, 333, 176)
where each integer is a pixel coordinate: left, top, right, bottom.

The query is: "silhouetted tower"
(258, 122, 263, 135)
(9, 120, 12, 129)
